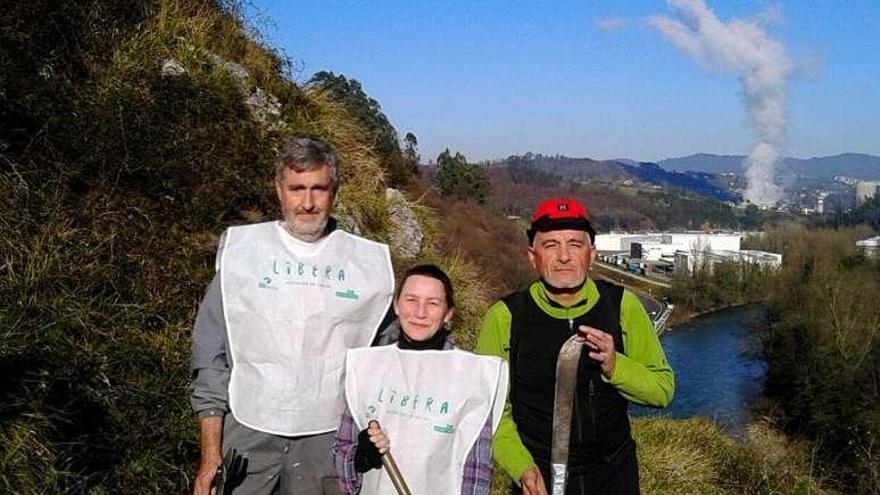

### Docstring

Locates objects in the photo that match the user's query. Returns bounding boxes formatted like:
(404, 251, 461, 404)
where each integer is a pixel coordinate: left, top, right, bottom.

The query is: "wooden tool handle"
(369, 420, 412, 495)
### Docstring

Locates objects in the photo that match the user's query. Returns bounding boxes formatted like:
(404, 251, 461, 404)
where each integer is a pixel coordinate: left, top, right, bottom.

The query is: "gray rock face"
(386, 188, 423, 259)
(161, 59, 187, 77)
(207, 53, 281, 125)
(246, 87, 281, 122)
(162, 48, 281, 125)
(211, 55, 249, 83)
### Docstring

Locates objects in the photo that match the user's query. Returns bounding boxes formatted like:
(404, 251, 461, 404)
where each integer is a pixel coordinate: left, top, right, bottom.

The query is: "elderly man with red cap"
(476, 198, 674, 495)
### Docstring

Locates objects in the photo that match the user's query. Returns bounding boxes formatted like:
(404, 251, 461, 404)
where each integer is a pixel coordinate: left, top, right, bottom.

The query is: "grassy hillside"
(0, 1, 428, 491)
(1, 1, 833, 493)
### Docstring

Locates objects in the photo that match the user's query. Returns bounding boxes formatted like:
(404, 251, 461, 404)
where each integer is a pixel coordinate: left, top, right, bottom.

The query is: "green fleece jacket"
(475, 279, 675, 483)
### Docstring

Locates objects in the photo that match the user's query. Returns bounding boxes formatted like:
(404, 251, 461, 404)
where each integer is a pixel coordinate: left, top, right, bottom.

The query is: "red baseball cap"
(527, 198, 596, 244)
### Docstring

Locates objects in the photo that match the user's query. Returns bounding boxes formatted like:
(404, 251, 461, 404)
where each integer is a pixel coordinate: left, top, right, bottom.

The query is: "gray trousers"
(222, 414, 341, 495)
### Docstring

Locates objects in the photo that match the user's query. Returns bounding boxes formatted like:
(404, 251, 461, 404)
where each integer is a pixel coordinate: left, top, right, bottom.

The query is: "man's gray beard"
(543, 275, 587, 291)
(282, 216, 329, 243)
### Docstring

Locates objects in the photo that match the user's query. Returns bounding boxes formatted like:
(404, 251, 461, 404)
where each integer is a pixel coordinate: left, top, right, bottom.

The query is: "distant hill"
(485, 164, 771, 233)
(495, 154, 737, 202)
(658, 154, 745, 174)
(625, 162, 737, 202)
(659, 153, 880, 179)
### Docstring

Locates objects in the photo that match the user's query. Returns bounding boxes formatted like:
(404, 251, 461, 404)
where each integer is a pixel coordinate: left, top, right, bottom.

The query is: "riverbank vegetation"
(664, 223, 879, 493)
(663, 259, 771, 315)
(760, 226, 880, 493)
(634, 417, 832, 495)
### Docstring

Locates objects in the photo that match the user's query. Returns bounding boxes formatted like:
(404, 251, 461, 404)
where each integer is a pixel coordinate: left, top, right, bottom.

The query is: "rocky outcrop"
(386, 188, 423, 259)
(161, 58, 186, 77)
(245, 87, 281, 123)
(161, 55, 281, 126)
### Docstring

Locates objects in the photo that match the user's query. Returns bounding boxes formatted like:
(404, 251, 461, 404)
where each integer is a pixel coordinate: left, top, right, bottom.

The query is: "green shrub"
(434, 149, 491, 204)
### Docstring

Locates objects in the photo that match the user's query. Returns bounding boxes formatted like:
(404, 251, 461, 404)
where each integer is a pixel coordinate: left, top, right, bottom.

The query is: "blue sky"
(246, 1, 880, 163)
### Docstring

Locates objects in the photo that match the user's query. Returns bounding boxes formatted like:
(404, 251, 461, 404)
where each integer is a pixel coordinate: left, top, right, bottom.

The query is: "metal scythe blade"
(550, 334, 584, 495)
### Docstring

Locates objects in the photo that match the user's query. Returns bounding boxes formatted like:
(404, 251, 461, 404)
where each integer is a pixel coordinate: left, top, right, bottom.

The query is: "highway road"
(592, 271, 673, 334)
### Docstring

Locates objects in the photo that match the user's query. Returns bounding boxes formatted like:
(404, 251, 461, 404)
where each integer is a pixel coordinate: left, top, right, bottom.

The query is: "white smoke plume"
(649, 0, 792, 206)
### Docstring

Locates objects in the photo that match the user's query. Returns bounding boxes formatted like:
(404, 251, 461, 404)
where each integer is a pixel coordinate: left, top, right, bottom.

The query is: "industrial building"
(856, 236, 880, 257)
(595, 232, 781, 277)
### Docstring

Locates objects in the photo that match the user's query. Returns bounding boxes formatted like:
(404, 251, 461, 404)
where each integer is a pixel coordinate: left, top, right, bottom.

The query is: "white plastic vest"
(219, 222, 393, 436)
(345, 346, 508, 495)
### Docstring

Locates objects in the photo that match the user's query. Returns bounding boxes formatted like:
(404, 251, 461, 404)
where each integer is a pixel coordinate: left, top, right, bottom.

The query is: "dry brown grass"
(416, 181, 534, 298)
(486, 417, 834, 495)
(635, 417, 834, 495)
(302, 87, 392, 238)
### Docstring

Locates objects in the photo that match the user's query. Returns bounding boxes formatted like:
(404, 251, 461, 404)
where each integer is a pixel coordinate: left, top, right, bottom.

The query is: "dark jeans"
(512, 440, 640, 495)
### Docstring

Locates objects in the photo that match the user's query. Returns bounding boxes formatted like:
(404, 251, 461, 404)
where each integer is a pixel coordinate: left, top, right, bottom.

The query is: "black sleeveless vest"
(503, 280, 631, 473)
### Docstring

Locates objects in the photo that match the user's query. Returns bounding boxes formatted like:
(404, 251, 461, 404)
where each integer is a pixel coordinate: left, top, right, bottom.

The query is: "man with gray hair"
(191, 138, 394, 495)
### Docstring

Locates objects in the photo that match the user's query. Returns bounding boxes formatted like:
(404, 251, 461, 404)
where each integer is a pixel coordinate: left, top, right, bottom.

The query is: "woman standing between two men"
(333, 264, 509, 495)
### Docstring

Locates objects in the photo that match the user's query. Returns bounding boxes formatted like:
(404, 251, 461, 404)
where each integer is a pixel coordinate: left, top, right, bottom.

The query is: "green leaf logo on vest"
(432, 424, 455, 434)
(335, 289, 359, 300)
(258, 277, 277, 290)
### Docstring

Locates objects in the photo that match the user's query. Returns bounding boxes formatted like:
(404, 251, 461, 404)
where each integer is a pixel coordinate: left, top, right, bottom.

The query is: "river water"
(632, 304, 767, 434)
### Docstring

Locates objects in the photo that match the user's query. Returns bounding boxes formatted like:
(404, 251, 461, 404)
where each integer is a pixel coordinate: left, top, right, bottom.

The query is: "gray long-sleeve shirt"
(189, 273, 230, 418)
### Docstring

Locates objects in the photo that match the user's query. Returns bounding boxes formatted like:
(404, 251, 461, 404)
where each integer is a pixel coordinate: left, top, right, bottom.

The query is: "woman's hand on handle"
(367, 420, 390, 454)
